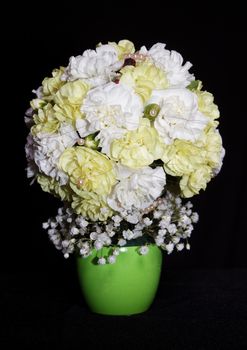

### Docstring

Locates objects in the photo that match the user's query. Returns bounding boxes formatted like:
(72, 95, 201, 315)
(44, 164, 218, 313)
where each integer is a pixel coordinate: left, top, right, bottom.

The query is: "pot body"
(77, 245, 163, 315)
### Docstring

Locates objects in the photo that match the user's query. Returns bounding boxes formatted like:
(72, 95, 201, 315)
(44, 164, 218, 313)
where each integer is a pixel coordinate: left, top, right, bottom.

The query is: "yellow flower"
(162, 127, 223, 197)
(189, 81, 219, 127)
(161, 140, 206, 177)
(54, 80, 89, 106)
(195, 90, 220, 126)
(31, 80, 89, 136)
(42, 67, 65, 96)
(31, 103, 60, 135)
(71, 192, 113, 221)
(109, 39, 135, 59)
(180, 166, 212, 197)
(37, 174, 71, 201)
(52, 80, 89, 125)
(110, 118, 164, 168)
(203, 127, 224, 169)
(120, 62, 168, 102)
(59, 147, 116, 196)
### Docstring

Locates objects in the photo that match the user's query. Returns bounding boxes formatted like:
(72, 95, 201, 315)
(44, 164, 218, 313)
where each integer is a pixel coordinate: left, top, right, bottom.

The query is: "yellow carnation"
(31, 103, 60, 135)
(31, 80, 89, 135)
(72, 192, 113, 221)
(162, 127, 223, 197)
(109, 39, 135, 59)
(110, 118, 164, 168)
(42, 67, 65, 96)
(51, 80, 89, 125)
(203, 127, 224, 169)
(196, 90, 220, 121)
(54, 80, 89, 106)
(120, 62, 168, 102)
(180, 166, 212, 198)
(59, 147, 116, 196)
(161, 140, 206, 177)
(37, 174, 71, 201)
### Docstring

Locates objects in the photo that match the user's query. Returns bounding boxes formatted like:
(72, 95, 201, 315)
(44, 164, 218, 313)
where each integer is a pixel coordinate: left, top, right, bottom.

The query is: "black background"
(1, 4, 247, 348)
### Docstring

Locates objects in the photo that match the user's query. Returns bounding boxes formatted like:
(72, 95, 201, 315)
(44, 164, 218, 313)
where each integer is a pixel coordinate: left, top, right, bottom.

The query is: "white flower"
(140, 43, 194, 88)
(107, 255, 116, 264)
(139, 246, 149, 255)
(143, 217, 153, 226)
(107, 165, 166, 212)
(50, 221, 58, 228)
(125, 213, 140, 224)
(42, 222, 49, 229)
(122, 229, 135, 240)
(112, 215, 122, 226)
(58, 208, 64, 215)
(186, 243, 191, 250)
(118, 238, 127, 246)
(98, 257, 106, 265)
(108, 231, 116, 238)
(48, 228, 55, 236)
(180, 215, 192, 226)
(75, 216, 89, 228)
(132, 229, 142, 239)
(158, 229, 167, 236)
(176, 243, 184, 251)
(184, 226, 193, 237)
(148, 88, 208, 144)
(185, 202, 193, 209)
(165, 243, 174, 254)
(25, 107, 34, 128)
(167, 224, 177, 234)
(26, 123, 78, 184)
(175, 197, 182, 206)
(62, 44, 122, 87)
(62, 240, 70, 248)
(119, 247, 128, 252)
(70, 227, 79, 236)
(172, 236, 180, 244)
(191, 213, 199, 223)
(90, 232, 98, 240)
(155, 236, 164, 246)
(152, 210, 161, 219)
(78, 83, 143, 155)
(94, 240, 103, 250)
(113, 249, 120, 256)
(213, 146, 225, 176)
(80, 242, 91, 257)
(159, 215, 171, 228)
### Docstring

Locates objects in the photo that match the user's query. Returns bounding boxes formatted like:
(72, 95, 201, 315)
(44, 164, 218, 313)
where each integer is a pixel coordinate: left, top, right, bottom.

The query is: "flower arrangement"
(25, 40, 224, 264)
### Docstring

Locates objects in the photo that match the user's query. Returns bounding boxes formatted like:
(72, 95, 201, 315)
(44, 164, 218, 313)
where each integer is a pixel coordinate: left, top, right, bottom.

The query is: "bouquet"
(25, 40, 225, 264)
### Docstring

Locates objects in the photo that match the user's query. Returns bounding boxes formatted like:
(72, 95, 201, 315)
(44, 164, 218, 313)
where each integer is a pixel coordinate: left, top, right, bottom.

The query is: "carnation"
(25, 40, 225, 264)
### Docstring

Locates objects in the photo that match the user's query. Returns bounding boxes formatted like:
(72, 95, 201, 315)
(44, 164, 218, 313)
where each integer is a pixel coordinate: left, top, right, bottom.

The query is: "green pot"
(76, 245, 163, 316)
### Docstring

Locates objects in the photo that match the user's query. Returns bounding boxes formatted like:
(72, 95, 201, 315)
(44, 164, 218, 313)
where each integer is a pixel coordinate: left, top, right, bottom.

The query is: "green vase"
(76, 245, 163, 316)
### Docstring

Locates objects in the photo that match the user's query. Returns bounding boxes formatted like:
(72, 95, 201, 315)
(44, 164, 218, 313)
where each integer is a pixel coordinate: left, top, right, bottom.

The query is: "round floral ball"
(25, 40, 225, 260)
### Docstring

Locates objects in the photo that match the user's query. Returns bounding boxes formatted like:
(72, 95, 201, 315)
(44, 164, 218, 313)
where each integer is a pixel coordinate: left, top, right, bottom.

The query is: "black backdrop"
(1, 5, 247, 349)
(1, 7, 247, 272)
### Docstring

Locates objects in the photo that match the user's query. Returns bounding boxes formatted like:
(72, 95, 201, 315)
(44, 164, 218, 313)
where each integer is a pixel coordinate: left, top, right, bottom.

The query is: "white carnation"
(213, 146, 225, 176)
(107, 164, 166, 212)
(25, 123, 78, 184)
(149, 88, 208, 144)
(78, 82, 143, 154)
(62, 44, 122, 87)
(140, 43, 194, 88)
